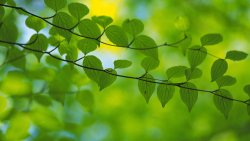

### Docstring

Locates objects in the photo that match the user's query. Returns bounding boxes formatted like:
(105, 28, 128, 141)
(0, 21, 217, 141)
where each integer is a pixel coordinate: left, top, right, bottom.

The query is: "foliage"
(0, 0, 250, 140)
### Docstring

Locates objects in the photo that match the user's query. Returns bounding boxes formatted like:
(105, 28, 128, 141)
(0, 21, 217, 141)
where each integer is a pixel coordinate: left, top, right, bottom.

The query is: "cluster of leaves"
(0, 2, 250, 139)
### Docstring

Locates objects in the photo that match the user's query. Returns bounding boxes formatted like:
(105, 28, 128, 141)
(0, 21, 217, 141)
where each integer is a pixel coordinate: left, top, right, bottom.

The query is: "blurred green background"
(0, 0, 250, 141)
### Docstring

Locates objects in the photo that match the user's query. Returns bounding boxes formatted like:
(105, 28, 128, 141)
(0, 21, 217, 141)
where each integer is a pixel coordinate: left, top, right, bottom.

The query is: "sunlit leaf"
(44, 0, 67, 11)
(216, 75, 236, 88)
(122, 18, 144, 36)
(179, 82, 198, 112)
(174, 16, 190, 31)
(76, 90, 94, 112)
(132, 35, 158, 59)
(211, 59, 228, 82)
(114, 60, 132, 69)
(65, 45, 78, 61)
(68, 2, 89, 20)
(157, 83, 175, 107)
(5, 113, 31, 141)
(225, 50, 248, 61)
(187, 45, 207, 68)
(105, 25, 129, 46)
(213, 89, 233, 118)
(185, 68, 202, 80)
(77, 39, 98, 55)
(78, 19, 101, 38)
(25, 16, 46, 32)
(82, 55, 103, 84)
(243, 84, 250, 97)
(98, 68, 117, 91)
(138, 74, 156, 103)
(200, 33, 223, 46)
(166, 66, 187, 79)
(92, 16, 113, 28)
(0, 94, 11, 119)
(27, 34, 48, 60)
(141, 57, 159, 72)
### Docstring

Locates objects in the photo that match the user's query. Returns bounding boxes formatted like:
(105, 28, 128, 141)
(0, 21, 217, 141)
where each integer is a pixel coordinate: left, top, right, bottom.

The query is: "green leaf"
(5, 113, 31, 141)
(25, 16, 46, 32)
(0, 22, 18, 42)
(4, 47, 26, 68)
(166, 66, 188, 79)
(138, 74, 156, 103)
(185, 68, 202, 80)
(216, 75, 236, 88)
(178, 34, 192, 56)
(52, 12, 74, 41)
(132, 35, 158, 59)
(27, 34, 48, 60)
(83, 55, 103, 84)
(141, 57, 159, 72)
(200, 33, 223, 46)
(98, 68, 117, 91)
(243, 84, 250, 97)
(122, 19, 144, 36)
(247, 102, 250, 116)
(187, 45, 207, 68)
(213, 89, 233, 119)
(179, 82, 198, 112)
(34, 94, 52, 107)
(76, 90, 94, 112)
(44, 0, 67, 11)
(0, 7, 5, 20)
(92, 16, 113, 28)
(114, 60, 132, 69)
(105, 25, 129, 46)
(68, 3, 89, 20)
(78, 19, 101, 38)
(65, 45, 78, 61)
(225, 50, 248, 61)
(77, 39, 98, 55)
(157, 83, 175, 108)
(211, 59, 228, 82)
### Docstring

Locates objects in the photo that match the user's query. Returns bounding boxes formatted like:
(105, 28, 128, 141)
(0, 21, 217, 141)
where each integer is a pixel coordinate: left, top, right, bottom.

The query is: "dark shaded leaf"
(138, 74, 156, 103)
(157, 83, 175, 107)
(187, 45, 207, 68)
(114, 60, 132, 69)
(213, 89, 233, 119)
(179, 82, 198, 112)
(216, 75, 236, 88)
(166, 66, 187, 79)
(225, 50, 248, 61)
(243, 84, 250, 97)
(185, 68, 202, 80)
(98, 68, 117, 90)
(141, 57, 159, 72)
(77, 39, 98, 55)
(105, 25, 128, 46)
(201, 33, 223, 46)
(211, 59, 228, 82)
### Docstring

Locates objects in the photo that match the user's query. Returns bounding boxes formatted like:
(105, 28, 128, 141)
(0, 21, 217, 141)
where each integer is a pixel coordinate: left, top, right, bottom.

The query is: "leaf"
(166, 66, 188, 79)
(247, 102, 250, 116)
(105, 25, 129, 46)
(34, 94, 52, 107)
(27, 34, 48, 60)
(122, 18, 144, 36)
(138, 74, 156, 103)
(141, 57, 159, 72)
(211, 59, 228, 82)
(0, 7, 5, 20)
(185, 68, 202, 80)
(92, 16, 113, 28)
(5, 113, 31, 141)
(52, 12, 74, 41)
(82, 55, 103, 84)
(178, 34, 192, 56)
(68, 3, 89, 20)
(76, 90, 94, 112)
(44, 0, 67, 11)
(243, 84, 250, 97)
(179, 82, 198, 112)
(65, 45, 78, 61)
(78, 19, 101, 38)
(157, 83, 175, 107)
(98, 68, 117, 91)
(187, 45, 207, 68)
(25, 16, 46, 32)
(225, 50, 248, 61)
(174, 16, 190, 31)
(114, 60, 132, 69)
(132, 35, 158, 59)
(200, 33, 223, 46)
(213, 89, 233, 119)
(0, 22, 18, 42)
(216, 75, 236, 88)
(77, 39, 98, 55)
